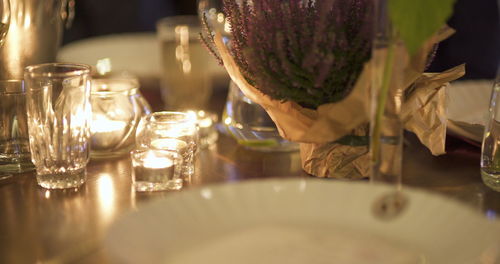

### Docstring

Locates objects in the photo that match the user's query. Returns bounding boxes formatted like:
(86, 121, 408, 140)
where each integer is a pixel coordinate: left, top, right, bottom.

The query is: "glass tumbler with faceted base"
(25, 63, 92, 189)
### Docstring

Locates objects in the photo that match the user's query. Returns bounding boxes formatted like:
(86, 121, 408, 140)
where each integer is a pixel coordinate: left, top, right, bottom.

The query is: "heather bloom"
(202, 0, 372, 109)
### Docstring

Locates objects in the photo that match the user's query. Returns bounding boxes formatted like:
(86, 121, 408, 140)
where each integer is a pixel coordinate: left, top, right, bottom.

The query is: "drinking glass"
(481, 71, 500, 192)
(136, 112, 198, 183)
(156, 16, 215, 110)
(24, 63, 92, 189)
(0, 80, 34, 175)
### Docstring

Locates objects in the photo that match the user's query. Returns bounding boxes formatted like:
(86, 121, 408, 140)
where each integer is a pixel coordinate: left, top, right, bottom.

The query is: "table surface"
(1, 85, 499, 264)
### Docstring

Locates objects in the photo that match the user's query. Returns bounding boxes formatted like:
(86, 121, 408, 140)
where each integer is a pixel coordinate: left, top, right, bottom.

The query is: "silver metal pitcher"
(0, 0, 74, 79)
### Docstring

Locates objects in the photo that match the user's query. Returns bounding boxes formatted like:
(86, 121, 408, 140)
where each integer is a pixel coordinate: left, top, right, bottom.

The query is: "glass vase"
(223, 81, 299, 152)
(370, 0, 404, 185)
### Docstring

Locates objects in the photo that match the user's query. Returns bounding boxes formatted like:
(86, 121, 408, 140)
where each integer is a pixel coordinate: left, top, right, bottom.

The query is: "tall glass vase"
(370, 0, 404, 186)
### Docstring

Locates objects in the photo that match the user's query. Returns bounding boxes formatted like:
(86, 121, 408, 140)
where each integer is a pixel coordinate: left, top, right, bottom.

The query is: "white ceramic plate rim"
(105, 178, 500, 264)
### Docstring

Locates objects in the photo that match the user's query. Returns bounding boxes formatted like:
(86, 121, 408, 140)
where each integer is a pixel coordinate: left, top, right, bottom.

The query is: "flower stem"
(371, 39, 396, 165)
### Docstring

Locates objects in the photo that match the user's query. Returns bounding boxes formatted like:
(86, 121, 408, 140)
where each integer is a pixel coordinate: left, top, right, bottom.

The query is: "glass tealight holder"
(136, 111, 198, 182)
(131, 148, 183, 191)
(188, 110, 218, 148)
(90, 78, 151, 159)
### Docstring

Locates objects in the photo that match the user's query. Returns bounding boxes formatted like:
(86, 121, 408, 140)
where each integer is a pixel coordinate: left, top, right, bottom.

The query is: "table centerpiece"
(201, 0, 464, 179)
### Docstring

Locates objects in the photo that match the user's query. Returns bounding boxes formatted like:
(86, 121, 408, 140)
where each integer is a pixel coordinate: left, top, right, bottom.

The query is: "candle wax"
(151, 138, 188, 151)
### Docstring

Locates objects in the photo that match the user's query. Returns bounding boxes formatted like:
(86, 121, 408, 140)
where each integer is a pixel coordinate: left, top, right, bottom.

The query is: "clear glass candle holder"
(90, 78, 151, 159)
(131, 149, 183, 192)
(136, 111, 198, 182)
(188, 110, 218, 148)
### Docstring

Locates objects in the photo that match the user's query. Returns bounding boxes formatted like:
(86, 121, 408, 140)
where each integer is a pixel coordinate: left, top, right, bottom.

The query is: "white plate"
(58, 33, 162, 78)
(57, 33, 227, 80)
(106, 179, 500, 264)
(447, 80, 494, 142)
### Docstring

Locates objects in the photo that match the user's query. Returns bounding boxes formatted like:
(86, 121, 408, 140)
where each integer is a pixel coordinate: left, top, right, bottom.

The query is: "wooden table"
(1, 86, 499, 264)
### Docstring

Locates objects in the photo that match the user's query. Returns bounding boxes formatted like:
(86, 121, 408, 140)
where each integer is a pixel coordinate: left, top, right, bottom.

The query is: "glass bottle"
(370, 0, 404, 185)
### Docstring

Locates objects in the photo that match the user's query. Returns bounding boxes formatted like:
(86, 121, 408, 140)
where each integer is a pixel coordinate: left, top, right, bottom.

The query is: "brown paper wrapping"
(402, 65, 465, 155)
(214, 27, 465, 179)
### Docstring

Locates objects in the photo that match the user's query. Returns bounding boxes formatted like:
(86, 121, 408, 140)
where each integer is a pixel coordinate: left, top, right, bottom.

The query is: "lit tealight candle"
(90, 113, 129, 150)
(131, 149, 183, 192)
(142, 150, 174, 169)
(89, 78, 151, 159)
(91, 114, 128, 134)
(151, 138, 188, 152)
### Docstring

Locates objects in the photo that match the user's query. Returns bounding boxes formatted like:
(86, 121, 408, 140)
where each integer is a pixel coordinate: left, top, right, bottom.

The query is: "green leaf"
(388, 0, 456, 55)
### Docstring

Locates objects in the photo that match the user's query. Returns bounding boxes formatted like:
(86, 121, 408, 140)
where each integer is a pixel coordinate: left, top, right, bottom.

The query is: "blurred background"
(62, 0, 499, 80)
(63, 0, 197, 44)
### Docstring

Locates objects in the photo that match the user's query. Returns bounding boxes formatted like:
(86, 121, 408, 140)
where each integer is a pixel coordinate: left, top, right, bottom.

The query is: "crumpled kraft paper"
(214, 27, 465, 178)
(402, 65, 465, 156)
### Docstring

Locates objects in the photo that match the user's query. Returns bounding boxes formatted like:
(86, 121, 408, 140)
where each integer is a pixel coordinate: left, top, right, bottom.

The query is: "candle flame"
(151, 138, 187, 151)
(91, 114, 127, 133)
(143, 151, 174, 169)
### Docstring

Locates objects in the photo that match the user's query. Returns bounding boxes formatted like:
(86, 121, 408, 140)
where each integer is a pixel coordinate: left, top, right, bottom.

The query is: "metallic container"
(0, 0, 74, 79)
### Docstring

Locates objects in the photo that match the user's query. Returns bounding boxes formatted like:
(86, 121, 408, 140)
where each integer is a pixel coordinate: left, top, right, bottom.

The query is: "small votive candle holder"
(188, 110, 218, 148)
(131, 149, 183, 192)
(136, 111, 198, 181)
(90, 78, 151, 159)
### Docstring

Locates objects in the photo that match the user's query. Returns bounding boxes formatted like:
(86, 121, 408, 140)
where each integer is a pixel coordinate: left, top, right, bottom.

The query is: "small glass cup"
(0, 80, 35, 175)
(136, 111, 198, 182)
(131, 148, 183, 191)
(481, 71, 500, 192)
(90, 78, 151, 159)
(156, 16, 215, 110)
(24, 63, 92, 189)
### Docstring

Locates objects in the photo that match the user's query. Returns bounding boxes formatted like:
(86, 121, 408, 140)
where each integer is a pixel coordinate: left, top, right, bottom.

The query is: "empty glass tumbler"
(481, 73, 500, 192)
(25, 63, 92, 189)
(157, 16, 216, 110)
(0, 80, 35, 176)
